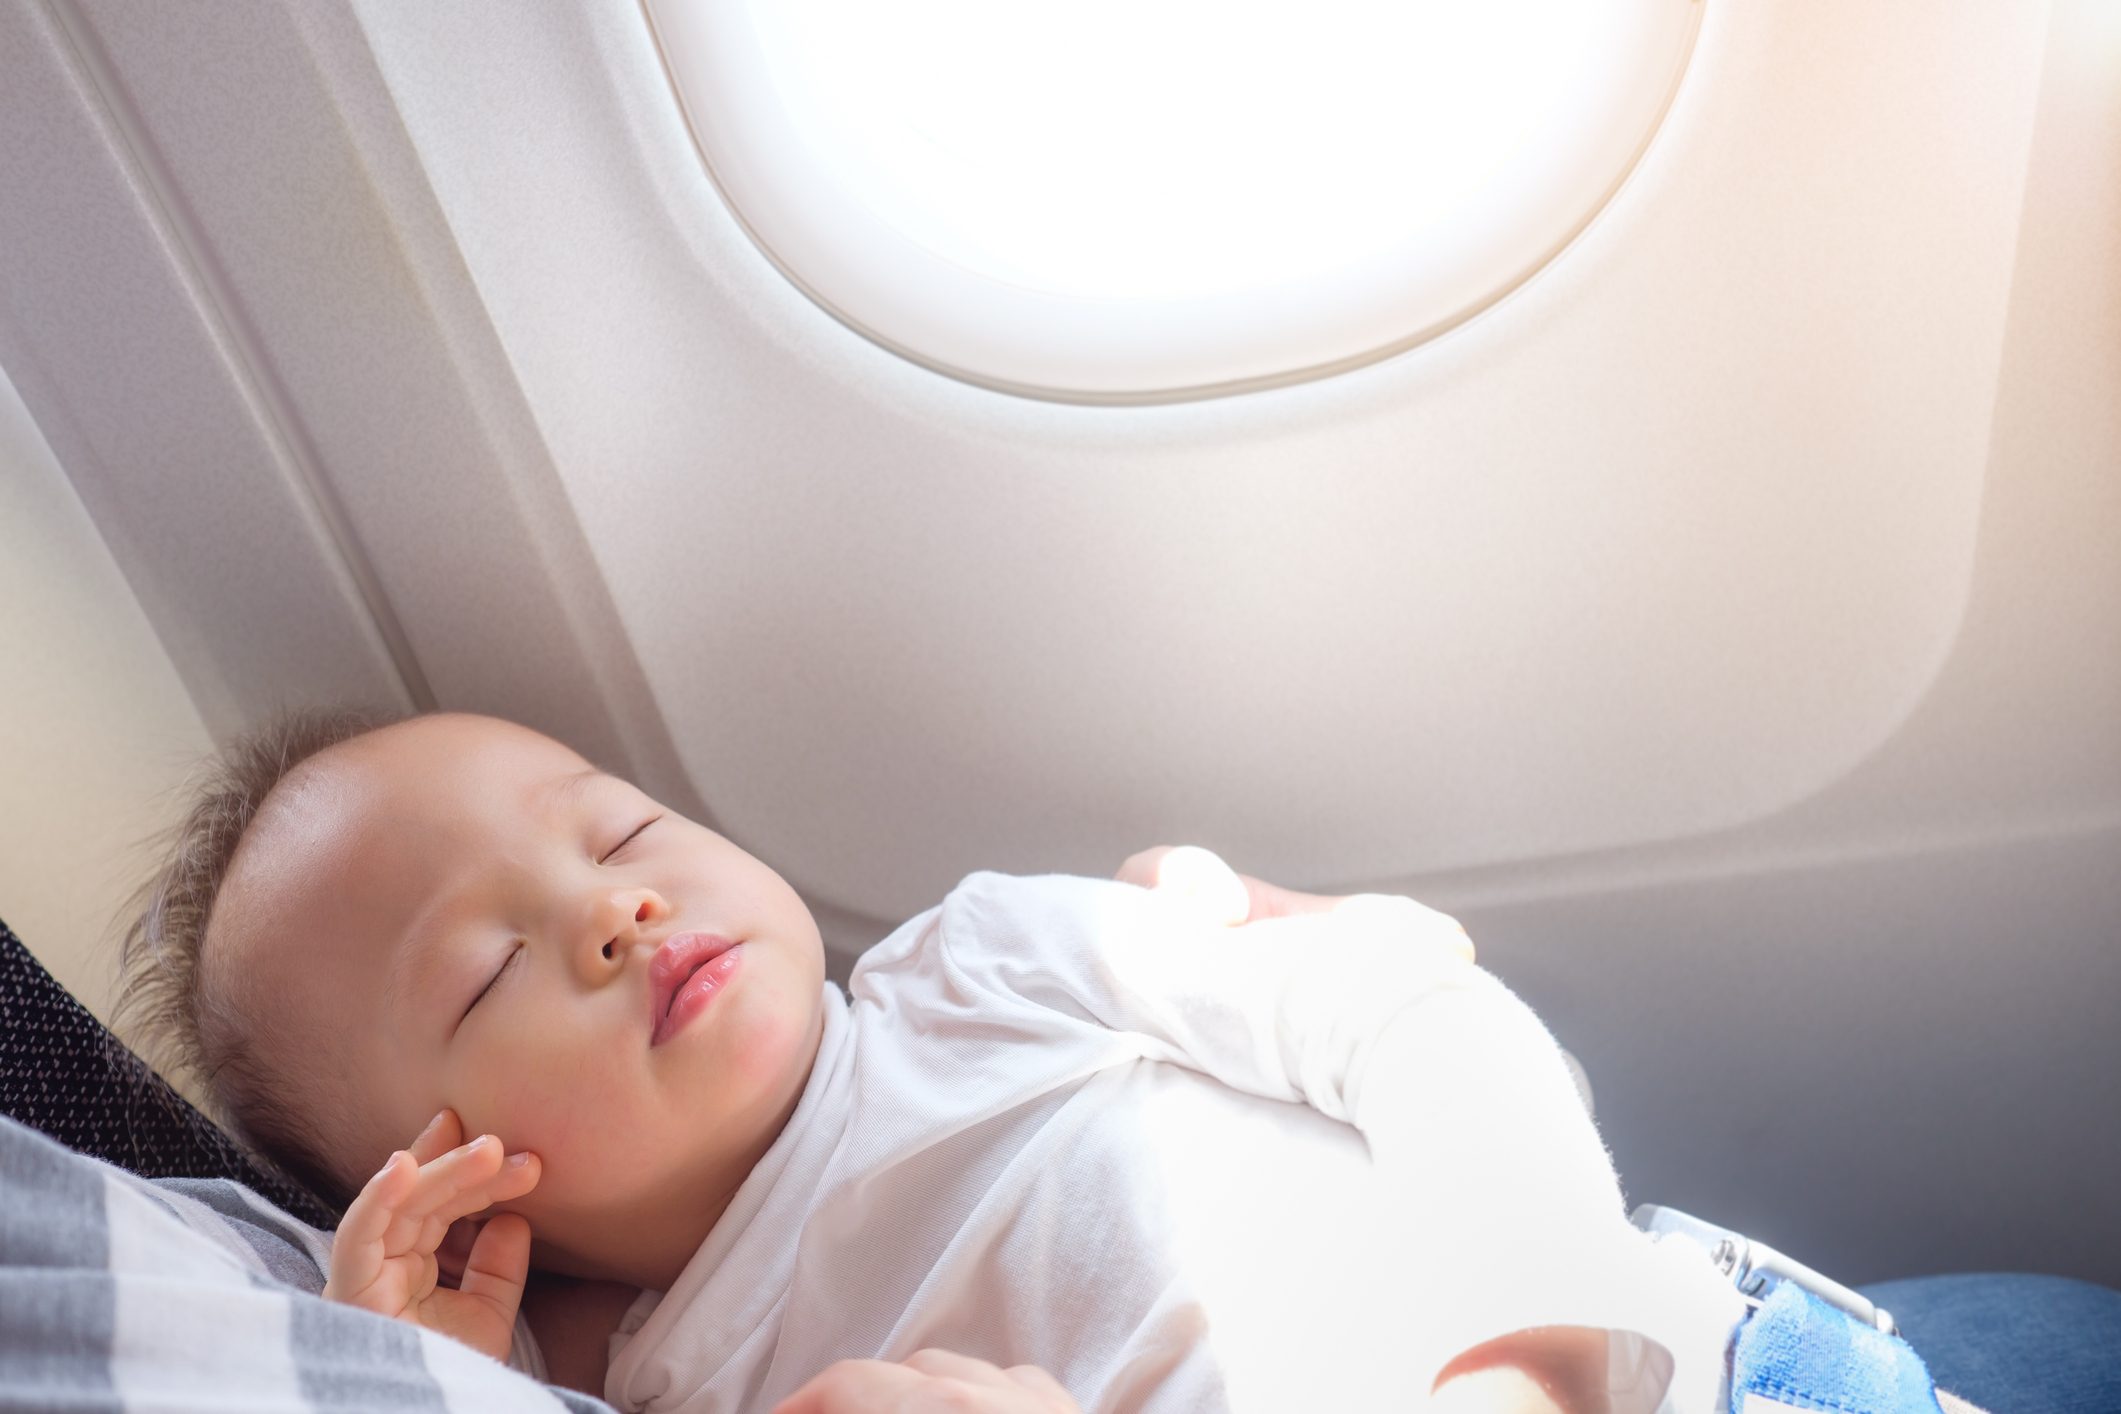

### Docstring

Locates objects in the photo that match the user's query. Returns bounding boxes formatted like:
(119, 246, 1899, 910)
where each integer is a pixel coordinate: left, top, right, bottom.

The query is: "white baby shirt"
(602, 870, 1744, 1414)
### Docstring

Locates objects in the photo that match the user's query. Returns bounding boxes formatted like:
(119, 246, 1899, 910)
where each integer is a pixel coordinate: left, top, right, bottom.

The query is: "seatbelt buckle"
(1630, 1203, 1899, 1338)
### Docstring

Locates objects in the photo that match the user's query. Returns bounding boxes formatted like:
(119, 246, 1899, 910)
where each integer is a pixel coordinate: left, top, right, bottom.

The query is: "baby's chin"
(721, 970, 826, 1090)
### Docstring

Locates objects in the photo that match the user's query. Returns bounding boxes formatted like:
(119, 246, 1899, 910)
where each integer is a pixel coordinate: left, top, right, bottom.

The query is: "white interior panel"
(0, 362, 214, 1025)
(0, 1, 408, 742)
(350, 0, 2049, 929)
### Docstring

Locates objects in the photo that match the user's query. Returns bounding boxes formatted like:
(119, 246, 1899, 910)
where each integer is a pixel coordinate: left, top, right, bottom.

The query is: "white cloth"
(603, 870, 1745, 1413)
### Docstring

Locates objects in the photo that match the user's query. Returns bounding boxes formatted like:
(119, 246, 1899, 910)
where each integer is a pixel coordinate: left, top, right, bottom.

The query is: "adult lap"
(1861, 1273, 2121, 1414)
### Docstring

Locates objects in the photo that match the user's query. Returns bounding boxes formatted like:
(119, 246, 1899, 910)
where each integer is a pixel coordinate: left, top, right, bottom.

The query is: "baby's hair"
(116, 702, 412, 1209)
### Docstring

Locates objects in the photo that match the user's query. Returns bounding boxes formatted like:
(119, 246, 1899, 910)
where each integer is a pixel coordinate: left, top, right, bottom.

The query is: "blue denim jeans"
(1857, 1274, 2121, 1414)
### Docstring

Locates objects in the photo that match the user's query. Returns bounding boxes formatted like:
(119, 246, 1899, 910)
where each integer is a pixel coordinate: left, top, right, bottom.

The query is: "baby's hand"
(323, 1108, 543, 1364)
(771, 1350, 1080, 1414)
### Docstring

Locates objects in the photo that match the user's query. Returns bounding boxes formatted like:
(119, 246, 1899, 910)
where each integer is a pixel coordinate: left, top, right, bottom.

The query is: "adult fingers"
(1116, 845, 1250, 926)
(1114, 845, 1175, 891)
(768, 1360, 920, 1414)
(772, 1356, 1077, 1414)
(1118, 846, 1462, 957)
(1432, 1325, 1613, 1409)
(1116, 844, 1359, 926)
(1230, 873, 1345, 923)
(1113, 846, 1162, 889)
(1001, 1364, 1079, 1410)
(901, 1349, 1018, 1386)
(901, 1352, 1077, 1411)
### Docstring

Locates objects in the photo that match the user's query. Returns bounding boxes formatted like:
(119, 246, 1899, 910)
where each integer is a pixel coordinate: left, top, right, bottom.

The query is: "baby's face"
(210, 712, 827, 1281)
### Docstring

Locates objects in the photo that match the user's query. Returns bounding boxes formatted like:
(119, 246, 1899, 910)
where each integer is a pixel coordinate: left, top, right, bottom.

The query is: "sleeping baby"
(120, 709, 1751, 1413)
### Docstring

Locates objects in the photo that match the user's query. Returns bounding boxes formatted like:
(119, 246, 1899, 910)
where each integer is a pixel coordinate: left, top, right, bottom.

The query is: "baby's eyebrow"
(383, 868, 482, 1022)
(543, 765, 615, 814)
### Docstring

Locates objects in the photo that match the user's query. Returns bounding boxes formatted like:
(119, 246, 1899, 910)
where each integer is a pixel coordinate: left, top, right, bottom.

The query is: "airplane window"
(643, 0, 1701, 403)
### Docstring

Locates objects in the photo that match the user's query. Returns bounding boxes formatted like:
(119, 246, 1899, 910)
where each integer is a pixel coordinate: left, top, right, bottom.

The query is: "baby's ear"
(436, 1216, 482, 1288)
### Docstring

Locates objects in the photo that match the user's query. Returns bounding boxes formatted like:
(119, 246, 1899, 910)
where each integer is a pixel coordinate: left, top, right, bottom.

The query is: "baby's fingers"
(386, 1140, 538, 1251)
(405, 1108, 463, 1165)
(329, 1110, 469, 1293)
(325, 1136, 538, 1324)
(452, 1212, 533, 1326)
(422, 1151, 542, 1253)
(395, 1135, 507, 1222)
(325, 1149, 422, 1304)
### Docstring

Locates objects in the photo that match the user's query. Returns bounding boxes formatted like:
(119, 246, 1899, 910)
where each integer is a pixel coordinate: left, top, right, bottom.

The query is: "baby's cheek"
(467, 1044, 598, 1169)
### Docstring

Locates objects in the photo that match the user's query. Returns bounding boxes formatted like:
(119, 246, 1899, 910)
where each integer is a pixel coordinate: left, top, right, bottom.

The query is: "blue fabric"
(1860, 1273, 2121, 1414)
(1730, 1280, 1943, 1412)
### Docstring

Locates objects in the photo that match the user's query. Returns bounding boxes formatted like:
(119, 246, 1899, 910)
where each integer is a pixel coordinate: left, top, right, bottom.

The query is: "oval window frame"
(642, 0, 1706, 405)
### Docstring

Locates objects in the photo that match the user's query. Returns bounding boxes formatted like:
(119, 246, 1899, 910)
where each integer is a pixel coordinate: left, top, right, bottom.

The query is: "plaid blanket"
(0, 1114, 613, 1413)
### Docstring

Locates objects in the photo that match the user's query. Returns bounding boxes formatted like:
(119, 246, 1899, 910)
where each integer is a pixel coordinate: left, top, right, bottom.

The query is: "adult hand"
(1115, 844, 1474, 962)
(771, 1349, 1080, 1414)
(322, 1108, 542, 1363)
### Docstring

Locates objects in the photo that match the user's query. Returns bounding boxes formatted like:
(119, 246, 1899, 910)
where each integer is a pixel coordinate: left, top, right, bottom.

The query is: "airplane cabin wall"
(0, 0, 2114, 1289)
(0, 362, 215, 1027)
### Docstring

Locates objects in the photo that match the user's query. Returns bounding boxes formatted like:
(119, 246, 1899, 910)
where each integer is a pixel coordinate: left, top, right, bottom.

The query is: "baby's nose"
(596, 894, 661, 961)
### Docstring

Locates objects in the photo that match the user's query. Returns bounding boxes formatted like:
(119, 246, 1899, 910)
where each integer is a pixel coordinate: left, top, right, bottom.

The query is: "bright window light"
(645, 0, 1701, 403)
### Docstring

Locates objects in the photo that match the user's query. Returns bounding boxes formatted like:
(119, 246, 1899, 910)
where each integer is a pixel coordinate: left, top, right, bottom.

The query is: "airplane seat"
(0, 915, 338, 1229)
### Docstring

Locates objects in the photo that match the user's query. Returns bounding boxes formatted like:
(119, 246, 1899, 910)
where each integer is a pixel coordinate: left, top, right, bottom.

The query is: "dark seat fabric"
(0, 916, 338, 1230)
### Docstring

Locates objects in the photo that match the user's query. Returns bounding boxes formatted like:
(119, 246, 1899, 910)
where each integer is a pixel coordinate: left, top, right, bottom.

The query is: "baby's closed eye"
(462, 942, 524, 1023)
(600, 816, 661, 864)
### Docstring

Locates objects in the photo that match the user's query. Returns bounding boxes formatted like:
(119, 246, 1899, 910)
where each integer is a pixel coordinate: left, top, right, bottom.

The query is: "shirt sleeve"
(943, 877, 1631, 1226)
(920, 870, 1710, 1399)
(932, 869, 1602, 1178)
